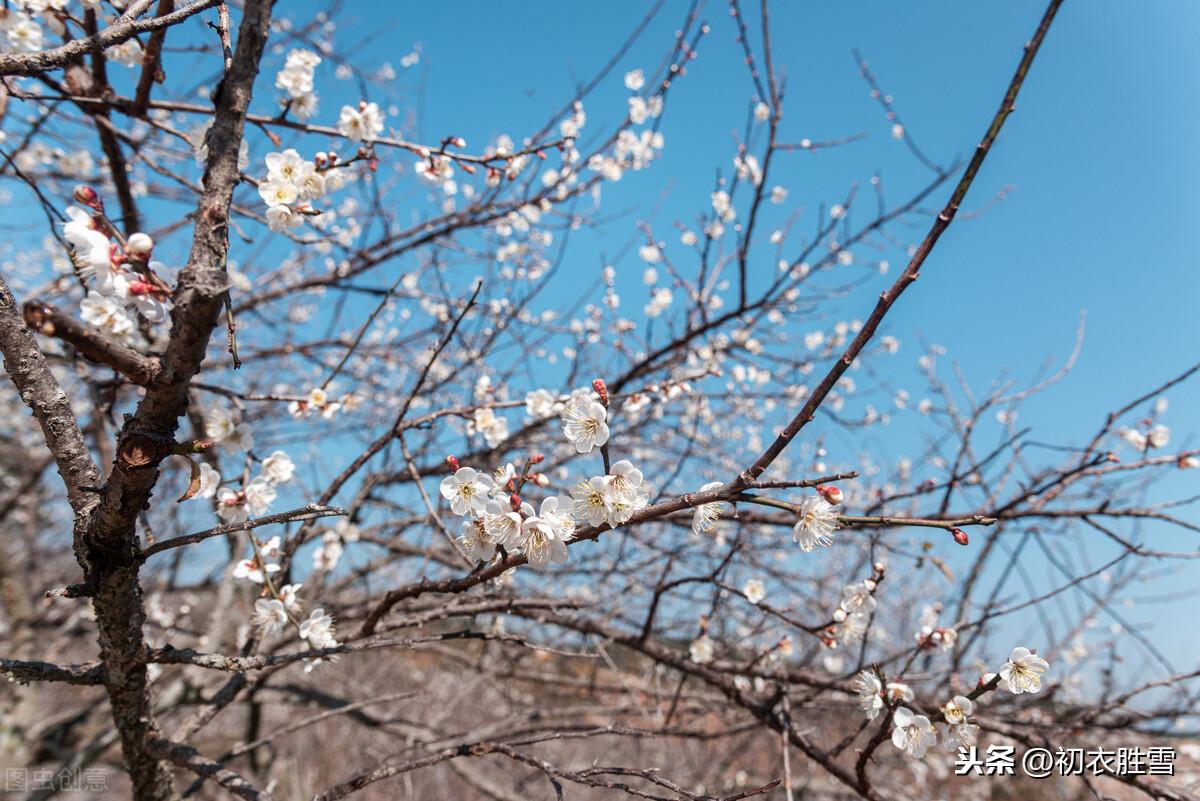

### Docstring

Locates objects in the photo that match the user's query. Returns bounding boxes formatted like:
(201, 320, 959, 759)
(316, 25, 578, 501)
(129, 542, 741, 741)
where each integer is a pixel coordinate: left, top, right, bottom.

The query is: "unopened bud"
(1178, 454, 1199, 469)
(127, 280, 156, 296)
(534, 473, 550, 487)
(592, 378, 609, 406)
(509, 493, 521, 511)
(445, 455, 460, 471)
(951, 528, 969, 546)
(528, 453, 545, 465)
(863, 578, 877, 591)
(73, 184, 100, 207)
(817, 484, 844, 505)
(873, 561, 887, 575)
(126, 232, 154, 259)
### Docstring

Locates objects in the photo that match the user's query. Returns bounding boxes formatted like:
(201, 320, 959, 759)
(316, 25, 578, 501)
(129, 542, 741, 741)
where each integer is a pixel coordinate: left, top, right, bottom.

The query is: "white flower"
(571, 476, 611, 527)
(855, 670, 885, 720)
(260, 450, 295, 484)
(518, 510, 569, 569)
(624, 68, 645, 91)
(561, 397, 609, 454)
(439, 467, 493, 516)
(939, 696, 978, 750)
(6, 17, 44, 52)
(105, 39, 143, 66)
(265, 148, 306, 185)
(602, 460, 649, 527)
(337, 102, 385, 141)
(537, 495, 575, 541)
(197, 463, 221, 499)
(216, 487, 247, 524)
(63, 207, 114, 292)
(278, 583, 303, 613)
(80, 291, 135, 339)
(525, 389, 561, 419)
(742, 579, 765, 605)
(266, 204, 303, 232)
(691, 481, 726, 536)
(483, 499, 526, 547)
(832, 611, 868, 644)
(251, 598, 287, 637)
(233, 557, 279, 584)
(941, 720, 979, 751)
(840, 581, 877, 615)
(299, 608, 338, 648)
(243, 477, 276, 517)
(792, 496, 838, 551)
(467, 407, 509, 447)
(258, 179, 298, 208)
(999, 646, 1050, 694)
(689, 635, 715, 664)
(335, 520, 360, 542)
(1147, 424, 1170, 449)
(459, 517, 496, 562)
(886, 682, 914, 704)
(891, 708, 937, 758)
(312, 531, 344, 572)
(940, 695, 973, 725)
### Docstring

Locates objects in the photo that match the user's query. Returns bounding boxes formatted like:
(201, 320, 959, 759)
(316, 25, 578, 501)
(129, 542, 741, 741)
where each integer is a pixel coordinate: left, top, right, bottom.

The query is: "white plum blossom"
(742, 579, 765, 605)
(855, 670, 886, 720)
(999, 646, 1050, 694)
(312, 531, 343, 572)
(792, 495, 838, 551)
(891, 707, 937, 758)
(525, 389, 562, 419)
(80, 292, 135, 340)
(939, 695, 979, 750)
(459, 517, 496, 562)
(243, 477, 277, 517)
(690, 481, 726, 536)
(260, 451, 295, 484)
(251, 598, 288, 637)
(467, 407, 509, 447)
(571, 476, 611, 527)
(278, 583, 303, 613)
(839, 581, 877, 616)
(483, 499, 526, 547)
(440, 467, 493, 516)
(624, 68, 645, 91)
(561, 397, 609, 454)
(337, 101, 385, 141)
(299, 608, 338, 649)
(197, 463, 221, 499)
(689, 635, 715, 664)
(233, 556, 280, 584)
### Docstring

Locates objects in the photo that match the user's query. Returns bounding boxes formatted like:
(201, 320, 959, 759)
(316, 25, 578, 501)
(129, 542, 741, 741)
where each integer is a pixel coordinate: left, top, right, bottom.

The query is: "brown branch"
(24, 300, 161, 385)
(146, 738, 272, 801)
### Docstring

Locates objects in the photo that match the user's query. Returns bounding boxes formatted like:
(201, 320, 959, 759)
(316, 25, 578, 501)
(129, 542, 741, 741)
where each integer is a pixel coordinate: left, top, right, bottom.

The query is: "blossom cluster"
(258, 147, 347, 232)
(62, 193, 170, 344)
(275, 48, 321, 119)
(858, 646, 1051, 760)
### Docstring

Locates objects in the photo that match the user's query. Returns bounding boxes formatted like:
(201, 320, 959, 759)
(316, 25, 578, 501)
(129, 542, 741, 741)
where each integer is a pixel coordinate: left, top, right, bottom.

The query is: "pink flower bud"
(445, 455, 460, 471)
(73, 184, 100, 207)
(816, 484, 844, 505)
(952, 528, 969, 546)
(592, 378, 609, 406)
(508, 493, 522, 511)
(127, 280, 156, 296)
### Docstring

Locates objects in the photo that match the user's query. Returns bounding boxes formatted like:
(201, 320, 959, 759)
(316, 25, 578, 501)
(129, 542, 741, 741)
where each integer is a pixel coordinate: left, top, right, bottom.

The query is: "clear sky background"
(319, 0, 1200, 673)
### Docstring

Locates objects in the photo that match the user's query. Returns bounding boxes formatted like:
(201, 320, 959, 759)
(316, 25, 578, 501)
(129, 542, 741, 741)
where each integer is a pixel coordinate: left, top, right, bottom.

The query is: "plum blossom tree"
(0, 1, 1198, 800)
